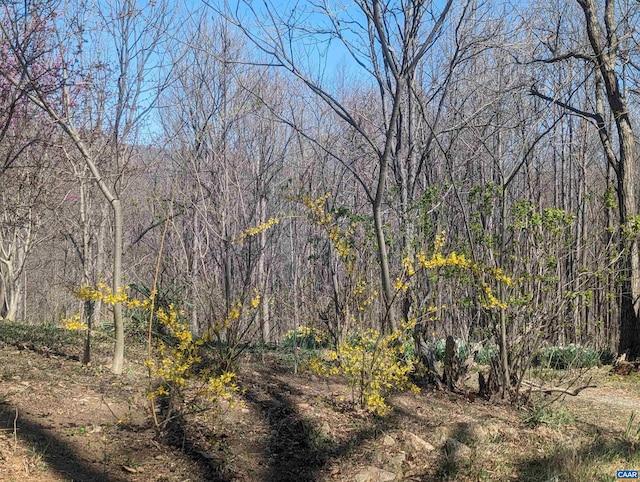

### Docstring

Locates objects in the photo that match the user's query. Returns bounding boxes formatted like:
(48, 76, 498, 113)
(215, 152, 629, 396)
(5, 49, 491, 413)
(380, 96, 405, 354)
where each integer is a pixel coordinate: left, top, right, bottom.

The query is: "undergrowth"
(520, 396, 575, 429)
(0, 319, 111, 354)
(61, 284, 241, 436)
(535, 344, 601, 369)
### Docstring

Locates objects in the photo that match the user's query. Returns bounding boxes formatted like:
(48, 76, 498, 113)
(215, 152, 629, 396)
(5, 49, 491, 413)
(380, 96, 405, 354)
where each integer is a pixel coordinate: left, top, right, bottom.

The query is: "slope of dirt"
(0, 336, 639, 482)
(0, 344, 216, 482)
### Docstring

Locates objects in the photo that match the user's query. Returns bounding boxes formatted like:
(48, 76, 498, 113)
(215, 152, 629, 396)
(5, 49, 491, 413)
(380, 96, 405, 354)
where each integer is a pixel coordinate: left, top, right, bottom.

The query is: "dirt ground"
(0, 333, 638, 481)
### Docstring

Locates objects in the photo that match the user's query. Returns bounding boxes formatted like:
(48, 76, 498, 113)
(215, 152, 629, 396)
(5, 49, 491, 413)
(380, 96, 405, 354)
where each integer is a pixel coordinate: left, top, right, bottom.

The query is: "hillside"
(0, 323, 638, 481)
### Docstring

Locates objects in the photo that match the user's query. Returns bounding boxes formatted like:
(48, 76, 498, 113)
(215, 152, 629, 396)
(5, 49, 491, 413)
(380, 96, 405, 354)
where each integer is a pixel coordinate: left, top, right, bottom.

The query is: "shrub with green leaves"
(535, 344, 600, 369)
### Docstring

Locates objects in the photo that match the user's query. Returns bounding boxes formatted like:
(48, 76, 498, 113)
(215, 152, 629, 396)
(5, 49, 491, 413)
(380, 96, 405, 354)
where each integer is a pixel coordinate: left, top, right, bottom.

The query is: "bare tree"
(530, 0, 640, 358)
(0, 0, 173, 373)
(0, 146, 56, 320)
(215, 0, 456, 331)
(0, 4, 62, 321)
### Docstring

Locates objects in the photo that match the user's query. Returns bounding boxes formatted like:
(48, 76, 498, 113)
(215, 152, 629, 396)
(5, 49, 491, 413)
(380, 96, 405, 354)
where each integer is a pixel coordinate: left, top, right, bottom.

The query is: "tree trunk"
(111, 199, 125, 374)
(578, 0, 640, 358)
(375, 78, 406, 333)
(2, 274, 19, 320)
(80, 175, 93, 365)
(258, 195, 270, 343)
(617, 117, 640, 357)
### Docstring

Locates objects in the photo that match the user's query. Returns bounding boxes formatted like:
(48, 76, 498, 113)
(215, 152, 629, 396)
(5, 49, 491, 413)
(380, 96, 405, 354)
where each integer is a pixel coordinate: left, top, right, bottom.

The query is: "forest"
(1, 0, 640, 477)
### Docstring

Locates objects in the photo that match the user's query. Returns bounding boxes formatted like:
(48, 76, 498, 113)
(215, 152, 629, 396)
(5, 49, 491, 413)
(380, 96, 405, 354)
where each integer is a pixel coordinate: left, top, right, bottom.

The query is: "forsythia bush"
(146, 303, 239, 406)
(62, 284, 240, 431)
(297, 195, 512, 414)
(282, 325, 328, 349)
(308, 321, 419, 416)
(396, 232, 512, 310)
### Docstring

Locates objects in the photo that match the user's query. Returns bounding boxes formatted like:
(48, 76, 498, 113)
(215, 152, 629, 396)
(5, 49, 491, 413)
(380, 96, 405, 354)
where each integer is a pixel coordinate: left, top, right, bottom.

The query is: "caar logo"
(617, 470, 639, 479)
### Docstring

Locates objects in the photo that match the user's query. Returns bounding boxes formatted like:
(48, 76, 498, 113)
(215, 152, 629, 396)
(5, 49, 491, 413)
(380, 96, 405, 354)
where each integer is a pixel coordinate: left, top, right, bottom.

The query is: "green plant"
(1, 366, 16, 380)
(0, 320, 82, 352)
(521, 399, 575, 429)
(66, 425, 87, 436)
(535, 344, 600, 370)
(476, 344, 498, 364)
(429, 338, 496, 365)
(122, 456, 139, 471)
(282, 325, 328, 350)
(624, 412, 640, 445)
(25, 441, 49, 473)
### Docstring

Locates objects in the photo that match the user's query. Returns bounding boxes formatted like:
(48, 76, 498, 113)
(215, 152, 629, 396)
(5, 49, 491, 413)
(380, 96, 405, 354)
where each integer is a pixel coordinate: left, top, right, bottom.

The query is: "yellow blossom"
(61, 314, 88, 331)
(238, 217, 281, 242)
(228, 303, 241, 320)
(393, 277, 410, 292)
(307, 324, 418, 415)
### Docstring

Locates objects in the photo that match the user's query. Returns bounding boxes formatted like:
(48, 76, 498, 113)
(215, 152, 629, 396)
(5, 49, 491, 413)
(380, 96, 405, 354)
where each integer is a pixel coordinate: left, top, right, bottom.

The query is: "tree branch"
(530, 51, 595, 63)
(529, 85, 601, 122)
(521, 379, 597, 396)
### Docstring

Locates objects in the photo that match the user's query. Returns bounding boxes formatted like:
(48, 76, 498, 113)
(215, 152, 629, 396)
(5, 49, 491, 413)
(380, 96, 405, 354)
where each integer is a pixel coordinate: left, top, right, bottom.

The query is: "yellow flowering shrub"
(399, 231, 512, 311)
(145, 301, 240, 432)
(200, 291, 264, 373)
(301, 192, 356, 265)
(62, 284, 240, 433)
(292, 202, 512, 410)
(61, 313, 88, 331)
(238, 217, 281, 241)
(282, 325, 328, 349)
(297, 192, 383, 336)
(308, 321, 419, 416)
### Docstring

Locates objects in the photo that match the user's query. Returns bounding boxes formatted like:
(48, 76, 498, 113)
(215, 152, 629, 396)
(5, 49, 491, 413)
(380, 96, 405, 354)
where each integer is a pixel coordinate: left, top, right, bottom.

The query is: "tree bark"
(577, 0, 640, 358)
(111, 198, 125, 374)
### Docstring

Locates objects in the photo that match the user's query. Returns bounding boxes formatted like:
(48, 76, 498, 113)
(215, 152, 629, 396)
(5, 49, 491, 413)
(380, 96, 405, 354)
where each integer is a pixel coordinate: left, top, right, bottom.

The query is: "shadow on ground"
(0, 396, 230, 482)
(514, 434, 639, 481)
(0, 401, 124, 482)
(164, 411, 235, 482)
(241, 370, 397, 482)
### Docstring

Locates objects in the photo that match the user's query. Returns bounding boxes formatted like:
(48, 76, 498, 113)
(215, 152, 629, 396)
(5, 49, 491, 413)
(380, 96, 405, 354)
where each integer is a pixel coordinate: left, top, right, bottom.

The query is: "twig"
(100, 395, 120, 422)
(148, 204, 171, 436)
(13, 407, 18, 452)
(521, 379, 597, 396)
